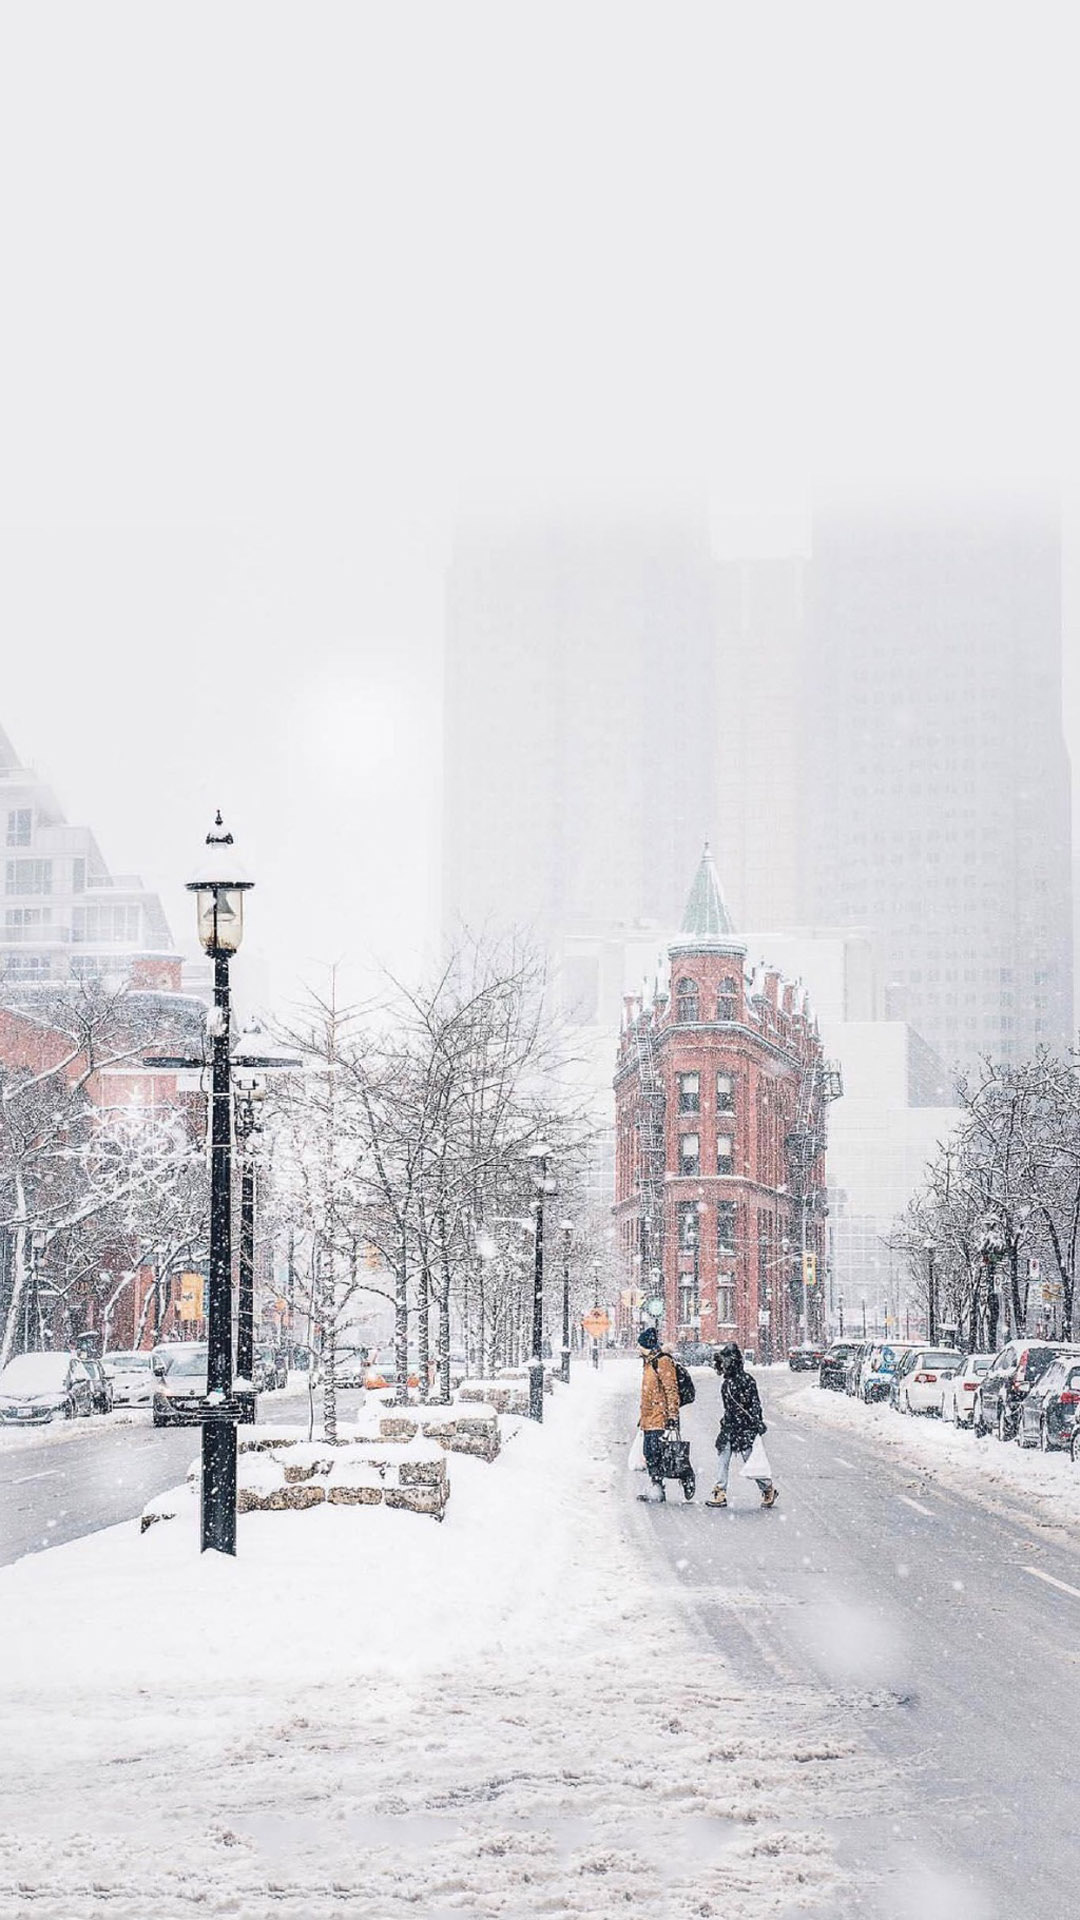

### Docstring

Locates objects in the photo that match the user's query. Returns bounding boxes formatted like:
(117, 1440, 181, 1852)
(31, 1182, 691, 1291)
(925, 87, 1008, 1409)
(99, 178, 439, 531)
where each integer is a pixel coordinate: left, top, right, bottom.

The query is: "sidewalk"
(1, 1361, 852, 1919)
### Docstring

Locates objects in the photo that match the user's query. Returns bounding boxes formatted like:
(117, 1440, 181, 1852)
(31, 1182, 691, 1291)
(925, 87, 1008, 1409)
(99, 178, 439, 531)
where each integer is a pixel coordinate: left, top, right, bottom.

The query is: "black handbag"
(658, 1427, 692, 1480)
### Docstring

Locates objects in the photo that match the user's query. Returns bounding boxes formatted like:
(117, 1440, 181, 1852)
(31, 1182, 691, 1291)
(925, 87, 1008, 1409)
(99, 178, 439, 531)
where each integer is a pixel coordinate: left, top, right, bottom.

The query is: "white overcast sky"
(0, 3, 1076, 1014)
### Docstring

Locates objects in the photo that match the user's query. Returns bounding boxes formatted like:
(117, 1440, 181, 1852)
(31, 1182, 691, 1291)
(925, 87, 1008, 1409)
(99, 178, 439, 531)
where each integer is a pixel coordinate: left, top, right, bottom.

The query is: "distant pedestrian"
(635, 1326, 683, 1502)
(706, 1341, 778, 1509)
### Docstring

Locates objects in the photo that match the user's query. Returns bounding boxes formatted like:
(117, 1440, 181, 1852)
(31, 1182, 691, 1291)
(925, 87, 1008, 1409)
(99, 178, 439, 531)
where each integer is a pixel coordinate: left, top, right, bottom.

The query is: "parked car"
(818, 1341, 860, 1391)
(1018, 1353, 1080, 1451)
(105, 1350, 154, 1407)
(677, 1340, 716, 1367)
(0, 1350, 95, 1424)
(860, 1342, 917, 1403)
(891, 1347, 961, 1415)
(841, 1341, 871, 1394)
(974, 1340, 1080, 1441)
(363, 1349, 421, 1390)
(334, 1344, 371, 1389)
(151, 1341, 210, 1427)
(788, 1343, 826, 1371)
(81, 1355, 114, 1414)
(940, 1352, 994, 1426)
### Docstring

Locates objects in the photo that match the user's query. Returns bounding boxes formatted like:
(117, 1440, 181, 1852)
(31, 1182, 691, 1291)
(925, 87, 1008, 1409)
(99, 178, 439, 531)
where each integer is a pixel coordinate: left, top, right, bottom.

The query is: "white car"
(150, 1341, 210, 1427)
(105, 1349, 155, 1407)
(895, 1347, 963, 1415)
(939, 1352, 995, 1426)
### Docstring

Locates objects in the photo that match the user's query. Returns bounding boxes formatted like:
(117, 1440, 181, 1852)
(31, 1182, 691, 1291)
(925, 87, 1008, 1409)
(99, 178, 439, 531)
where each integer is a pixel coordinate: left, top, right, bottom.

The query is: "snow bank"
(1, 1358, 863, 1918)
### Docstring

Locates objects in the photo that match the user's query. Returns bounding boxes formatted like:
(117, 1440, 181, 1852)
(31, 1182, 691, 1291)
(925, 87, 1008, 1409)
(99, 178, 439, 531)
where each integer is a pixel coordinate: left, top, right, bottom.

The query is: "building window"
(678, 1071, 700, 1114)
(3, 953, 50, 979)
(716, 1072, 735, 1114)
(716, 1201, 736, 1253)
(716, 1133, 734, 1175)
(679, 1132, 700, 1176)
(5, 859, 51, 896)
(717, 976, 738, 1020)
(678, 1277, 699, 1325)
(71, 858, 86, 895)
(677, 1201, 701, 1252)
(6, 809, 31, 847)
(72, 904, 142, 945)
(4, 907, 52, 943)
(675, 978, 699, 1024)
(716, 1271, 736, 1325)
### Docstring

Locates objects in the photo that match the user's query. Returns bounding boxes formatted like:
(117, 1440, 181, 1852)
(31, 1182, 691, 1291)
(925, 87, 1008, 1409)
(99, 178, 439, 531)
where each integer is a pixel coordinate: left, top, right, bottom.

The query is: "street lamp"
(558, 1218, 573, 1384)
(924, 1238, 938, 1344)
(525, 1141, 555, 1421)
(186, 812, 253, 1557)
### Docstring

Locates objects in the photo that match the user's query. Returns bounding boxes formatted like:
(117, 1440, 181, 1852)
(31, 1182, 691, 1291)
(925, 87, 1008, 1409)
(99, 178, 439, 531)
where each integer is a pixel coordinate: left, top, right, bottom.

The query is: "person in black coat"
(706, 1341, 779, 1509)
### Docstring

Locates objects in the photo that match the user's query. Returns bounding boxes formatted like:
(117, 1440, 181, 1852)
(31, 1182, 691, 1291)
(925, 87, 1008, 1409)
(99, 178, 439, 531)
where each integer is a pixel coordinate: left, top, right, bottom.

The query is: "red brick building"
(614, 848, 832, 1358)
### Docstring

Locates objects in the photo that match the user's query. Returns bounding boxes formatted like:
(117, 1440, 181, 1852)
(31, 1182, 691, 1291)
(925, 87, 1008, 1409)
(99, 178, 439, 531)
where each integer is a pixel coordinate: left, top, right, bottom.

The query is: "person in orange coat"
(636, 1326, 681, 1501)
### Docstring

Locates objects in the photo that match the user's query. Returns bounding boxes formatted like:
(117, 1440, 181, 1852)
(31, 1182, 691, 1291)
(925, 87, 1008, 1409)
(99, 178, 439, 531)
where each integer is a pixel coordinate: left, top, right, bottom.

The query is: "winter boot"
(760, 1483, 779, 1509)
(637, 1480, 667, 1503)
(705, 1486, 727, 1508)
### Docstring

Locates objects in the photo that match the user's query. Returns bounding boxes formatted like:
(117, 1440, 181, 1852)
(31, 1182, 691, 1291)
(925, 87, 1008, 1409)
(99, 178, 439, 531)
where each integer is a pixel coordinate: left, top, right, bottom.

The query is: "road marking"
(1024, 1566, 1080, 1602)
(10, 1469, 61, 1486)
(898, 1494, 936, 1518)
(786, 1432, 808, 1445)
(833, 1456, 855, 1469)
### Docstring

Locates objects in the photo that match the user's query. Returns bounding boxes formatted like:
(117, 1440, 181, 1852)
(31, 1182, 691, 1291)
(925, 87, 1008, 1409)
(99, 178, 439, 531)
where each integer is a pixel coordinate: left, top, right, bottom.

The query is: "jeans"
(643, 1430, 666, 1483)
(714, 1437, 771, 1494)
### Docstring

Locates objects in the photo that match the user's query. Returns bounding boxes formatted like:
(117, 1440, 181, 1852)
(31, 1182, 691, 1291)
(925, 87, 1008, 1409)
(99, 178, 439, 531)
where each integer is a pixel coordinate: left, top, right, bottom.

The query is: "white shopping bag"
(739, 1435, 772, 1481)
(627, 1430, 646, 1472)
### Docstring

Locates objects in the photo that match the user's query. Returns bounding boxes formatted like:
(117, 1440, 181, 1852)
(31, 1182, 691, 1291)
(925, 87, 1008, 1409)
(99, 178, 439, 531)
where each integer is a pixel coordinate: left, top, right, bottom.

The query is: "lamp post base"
(528, 1357, 545, 1422)
(201, 1419, 238, 1556)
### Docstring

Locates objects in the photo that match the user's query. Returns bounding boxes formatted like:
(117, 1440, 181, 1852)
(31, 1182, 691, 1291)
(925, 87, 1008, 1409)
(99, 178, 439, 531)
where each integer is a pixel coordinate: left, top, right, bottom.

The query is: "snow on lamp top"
(186, 811, 254, 955)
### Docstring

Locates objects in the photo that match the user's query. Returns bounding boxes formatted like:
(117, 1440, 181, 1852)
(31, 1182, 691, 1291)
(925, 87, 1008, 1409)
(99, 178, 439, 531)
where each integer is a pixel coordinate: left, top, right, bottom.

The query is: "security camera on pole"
(186, 813, 253, 1558)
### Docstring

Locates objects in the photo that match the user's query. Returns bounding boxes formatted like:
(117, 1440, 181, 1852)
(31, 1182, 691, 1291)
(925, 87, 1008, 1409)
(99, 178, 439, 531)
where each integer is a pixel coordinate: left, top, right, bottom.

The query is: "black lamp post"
(186, 812, 253, 1557)
(525, 1142, 554, 1421)
(232, 1075, 264, 1422)
(558, 1217, 573, 1384)
(924, 1237, 938, 1344)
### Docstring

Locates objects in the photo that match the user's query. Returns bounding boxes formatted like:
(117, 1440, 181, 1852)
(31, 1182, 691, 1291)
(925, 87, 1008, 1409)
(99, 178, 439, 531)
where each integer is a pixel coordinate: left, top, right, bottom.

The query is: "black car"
(819, 1341, 859, 1391)
(974, 1340, 1080, 1441)
(1018, 1353, 1080, 1451)
(788, 1343, 826, 1371)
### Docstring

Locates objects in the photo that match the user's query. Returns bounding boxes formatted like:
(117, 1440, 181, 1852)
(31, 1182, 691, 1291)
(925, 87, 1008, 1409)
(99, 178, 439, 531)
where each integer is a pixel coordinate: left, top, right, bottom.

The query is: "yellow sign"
(802, 1253, 817, 1288)
(178, 1272, 205, 1322)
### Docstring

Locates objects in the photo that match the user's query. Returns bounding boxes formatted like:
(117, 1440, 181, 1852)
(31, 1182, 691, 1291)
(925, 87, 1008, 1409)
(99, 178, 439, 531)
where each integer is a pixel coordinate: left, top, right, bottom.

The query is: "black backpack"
(652, 1353, 696, 1406)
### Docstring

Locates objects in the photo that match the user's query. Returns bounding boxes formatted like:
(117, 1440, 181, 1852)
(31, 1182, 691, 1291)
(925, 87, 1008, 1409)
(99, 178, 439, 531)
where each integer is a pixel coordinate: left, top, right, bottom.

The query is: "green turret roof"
(680, 842, 737, 942)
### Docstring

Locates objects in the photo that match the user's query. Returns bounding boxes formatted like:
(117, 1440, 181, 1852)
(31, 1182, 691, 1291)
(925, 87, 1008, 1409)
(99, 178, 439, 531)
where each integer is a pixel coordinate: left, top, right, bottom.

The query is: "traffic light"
(802, 1252, 817, 1288)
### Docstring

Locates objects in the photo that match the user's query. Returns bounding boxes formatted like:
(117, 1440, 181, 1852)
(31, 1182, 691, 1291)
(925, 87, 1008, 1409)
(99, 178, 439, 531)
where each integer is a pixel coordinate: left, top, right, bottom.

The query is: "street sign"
(646, 1295, 665, 1317)
(582, 1310, 611, 1339)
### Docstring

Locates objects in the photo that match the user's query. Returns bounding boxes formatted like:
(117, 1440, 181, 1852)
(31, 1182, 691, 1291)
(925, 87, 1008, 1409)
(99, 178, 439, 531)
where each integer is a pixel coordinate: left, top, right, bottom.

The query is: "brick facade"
(613, 851, 829, 1359)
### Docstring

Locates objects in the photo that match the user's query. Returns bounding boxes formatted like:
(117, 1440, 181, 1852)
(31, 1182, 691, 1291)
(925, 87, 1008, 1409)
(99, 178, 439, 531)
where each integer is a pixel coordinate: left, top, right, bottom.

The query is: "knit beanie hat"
(637, 1327, 660, 1351)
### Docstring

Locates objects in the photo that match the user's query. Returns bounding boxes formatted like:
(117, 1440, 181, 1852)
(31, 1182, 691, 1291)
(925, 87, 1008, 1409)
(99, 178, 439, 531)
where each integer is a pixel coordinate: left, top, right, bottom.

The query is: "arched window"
(717, 975, 738, 1021)
(675, 977, 699, 1023)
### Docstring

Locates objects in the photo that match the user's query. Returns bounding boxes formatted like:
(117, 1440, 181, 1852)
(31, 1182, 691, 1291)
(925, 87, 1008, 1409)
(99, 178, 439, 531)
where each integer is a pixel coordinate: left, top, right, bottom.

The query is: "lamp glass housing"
(195, 884, 246, 955)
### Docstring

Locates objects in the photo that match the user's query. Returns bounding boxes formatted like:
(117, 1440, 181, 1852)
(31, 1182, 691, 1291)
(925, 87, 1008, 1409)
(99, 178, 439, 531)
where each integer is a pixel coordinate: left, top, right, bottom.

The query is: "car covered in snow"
(105, 1349, 155, 1407)
(150, 1341, 210, 1426)
(891, 1347, 961, 1415)
(818, 1341, 860, 1391)
(332, 1344, 370, 1389)
(974, 1340, 1080, 1441)
(0, 1350, 95, 1424)
(1017, 1353, 1080, 1451)
(939, 1352, 994, 1426)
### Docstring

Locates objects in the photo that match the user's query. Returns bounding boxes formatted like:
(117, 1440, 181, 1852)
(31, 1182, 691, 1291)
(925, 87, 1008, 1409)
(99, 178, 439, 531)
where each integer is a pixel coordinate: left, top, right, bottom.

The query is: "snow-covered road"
(5, 1361, 1078, 1918)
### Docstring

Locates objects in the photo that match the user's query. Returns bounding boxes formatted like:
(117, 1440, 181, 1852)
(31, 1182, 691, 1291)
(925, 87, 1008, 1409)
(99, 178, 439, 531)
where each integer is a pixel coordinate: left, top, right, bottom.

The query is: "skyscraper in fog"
(442, 510, 721, 946)
(801, 505, 1073, 1070)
